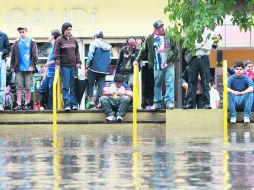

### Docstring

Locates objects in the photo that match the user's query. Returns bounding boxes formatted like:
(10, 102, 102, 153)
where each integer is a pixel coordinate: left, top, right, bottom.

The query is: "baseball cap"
(153, 20, 164, 29)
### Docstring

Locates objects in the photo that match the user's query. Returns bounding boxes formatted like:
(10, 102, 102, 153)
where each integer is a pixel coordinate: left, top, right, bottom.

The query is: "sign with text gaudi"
(0, 0, 168, 38)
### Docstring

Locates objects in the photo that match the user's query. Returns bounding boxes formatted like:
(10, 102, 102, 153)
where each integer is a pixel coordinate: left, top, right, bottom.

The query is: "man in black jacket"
(0, 31, 10, 110)
(115, 36, 139, 89)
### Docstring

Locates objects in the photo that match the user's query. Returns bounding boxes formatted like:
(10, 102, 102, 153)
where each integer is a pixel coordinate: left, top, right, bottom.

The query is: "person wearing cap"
(115, 36, 139, 89)
(99, 74, 132, 122)
(134, 20, 178, 110)
(0, 30, 10, 110)
(10, 26, 38, 110)
(85, 30, 111, 108)
(54, 22, 81, 111)
(183, 27, 213, 109)
(38, 29, 61, 110)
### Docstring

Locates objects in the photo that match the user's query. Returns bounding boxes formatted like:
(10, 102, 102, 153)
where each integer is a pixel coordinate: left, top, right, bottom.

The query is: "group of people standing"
(0, 19, 216, 121)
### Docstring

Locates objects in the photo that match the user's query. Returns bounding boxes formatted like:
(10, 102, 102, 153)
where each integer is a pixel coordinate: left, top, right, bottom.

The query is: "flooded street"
(0, 124, 253, 189)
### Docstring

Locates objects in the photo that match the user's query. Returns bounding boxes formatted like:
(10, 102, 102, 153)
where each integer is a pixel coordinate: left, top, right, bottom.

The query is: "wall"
(0, 0, 168, 38)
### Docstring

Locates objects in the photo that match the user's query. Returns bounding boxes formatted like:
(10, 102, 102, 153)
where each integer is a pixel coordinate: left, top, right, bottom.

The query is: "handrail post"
(53, 68, 60, 128)
(133, 64, 139, 141)
(57, 73, 62, 110)
(223, 60, 228, 144)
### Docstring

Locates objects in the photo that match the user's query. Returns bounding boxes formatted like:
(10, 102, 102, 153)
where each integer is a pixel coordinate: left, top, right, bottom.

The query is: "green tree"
(164, 0, 254, 49)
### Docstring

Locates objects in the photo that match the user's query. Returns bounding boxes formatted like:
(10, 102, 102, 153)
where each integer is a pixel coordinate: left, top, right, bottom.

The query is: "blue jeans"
(60, 66, 78, 108)
(153, 65, 175, 105)
(0, 59, 6, 107)
(228, 93, 253, 118)
(38, 76, 54, 109)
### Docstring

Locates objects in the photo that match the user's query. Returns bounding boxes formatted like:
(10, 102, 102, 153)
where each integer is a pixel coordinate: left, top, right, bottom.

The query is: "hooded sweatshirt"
(54, 35, 81, 67)
(0, 31, 10, 60)
(87, 38, 111, 74)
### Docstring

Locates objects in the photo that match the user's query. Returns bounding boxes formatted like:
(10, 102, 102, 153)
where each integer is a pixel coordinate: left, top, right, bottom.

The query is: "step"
(0, 109, 166, 124)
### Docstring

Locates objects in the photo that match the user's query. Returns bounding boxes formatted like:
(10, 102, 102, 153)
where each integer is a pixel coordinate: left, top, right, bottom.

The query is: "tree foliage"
(164, 0, 254, 49)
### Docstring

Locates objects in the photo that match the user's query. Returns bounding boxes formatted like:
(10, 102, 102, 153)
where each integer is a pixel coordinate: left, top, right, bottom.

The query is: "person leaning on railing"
(133, 20, 179, 110)
(37, 29, 61, 110)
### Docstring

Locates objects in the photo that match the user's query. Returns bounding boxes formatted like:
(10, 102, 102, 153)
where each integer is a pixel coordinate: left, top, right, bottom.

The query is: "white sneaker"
(230, 117, 236, 123)
(244, 116, 250, 123)
(0, 105, 4, 111)
(72, 106, 78, 110)
(117, 116, 123, 122)
(106, 116, 116, 121)
(64, 106, 71, 111)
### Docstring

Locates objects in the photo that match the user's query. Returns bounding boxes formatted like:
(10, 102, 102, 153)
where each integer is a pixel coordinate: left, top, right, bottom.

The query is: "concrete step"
(0, 109, 166, 124)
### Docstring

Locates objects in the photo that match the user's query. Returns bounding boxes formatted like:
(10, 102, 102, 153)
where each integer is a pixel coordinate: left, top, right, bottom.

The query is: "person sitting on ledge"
(99, 74, 132, 122)
(228, 61, 253, 124)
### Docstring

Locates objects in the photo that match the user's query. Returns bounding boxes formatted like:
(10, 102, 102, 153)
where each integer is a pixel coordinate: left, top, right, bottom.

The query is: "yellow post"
(133, 64, 139, 136)
(53, 68, 60, 129)
(57, 73, 63, 110)
(223, 60, 228, 144)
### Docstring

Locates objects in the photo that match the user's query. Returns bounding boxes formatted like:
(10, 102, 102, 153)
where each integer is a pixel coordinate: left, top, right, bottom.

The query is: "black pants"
(141, 65, 154, 108)
(87, 70, 106, 103)
(187, 56, 210, 106)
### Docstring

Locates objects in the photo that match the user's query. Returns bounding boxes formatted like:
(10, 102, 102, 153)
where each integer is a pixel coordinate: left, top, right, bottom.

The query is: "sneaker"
(166, 103, 174, 109)
(23, 104, 31, 110)
(0, 105, 4, 111)
(106, 115, 116, 121)
(244, 116, 250, 124)
(151, 104, 161, 110)
(204, 104, 211, 109)
(13, 104, 22, 111)
(88, 102, 96, 109)
(117, 116, 123, 122)
(230, 117, 236, 123)
(64, 106, 71, 111)
(72, 105, 78, 110)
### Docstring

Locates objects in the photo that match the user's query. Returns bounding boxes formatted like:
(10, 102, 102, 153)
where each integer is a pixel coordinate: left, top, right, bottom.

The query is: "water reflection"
(228, 129, 254, 189)
(0, 125, 253, 189)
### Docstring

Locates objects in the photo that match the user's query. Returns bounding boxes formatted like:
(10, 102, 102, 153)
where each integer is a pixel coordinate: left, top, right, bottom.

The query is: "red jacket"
(244, 71, 254, 81)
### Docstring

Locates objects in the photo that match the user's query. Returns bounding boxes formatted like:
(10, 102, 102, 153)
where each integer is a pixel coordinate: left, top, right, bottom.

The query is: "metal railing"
(133, 64, 139, 132)
(223, 60, 228, 144)
(53, 68, 62, 128)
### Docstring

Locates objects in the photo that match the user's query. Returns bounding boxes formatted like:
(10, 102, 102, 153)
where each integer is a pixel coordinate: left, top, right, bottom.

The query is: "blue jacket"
(0, 31, 10, 60)
(87, 39, 111, 74)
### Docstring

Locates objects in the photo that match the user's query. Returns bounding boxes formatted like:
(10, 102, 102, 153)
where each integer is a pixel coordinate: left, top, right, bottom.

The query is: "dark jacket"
(135, 34, 178, 69)
(10, 38, 38, 73)
(54, 35, 81, 67)
(0, 31, 10, 60)
(116, 46, 139, 75)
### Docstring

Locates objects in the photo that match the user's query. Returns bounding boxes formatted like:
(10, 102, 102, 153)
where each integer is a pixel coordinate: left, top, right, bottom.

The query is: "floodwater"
(0, 124, 253, 189)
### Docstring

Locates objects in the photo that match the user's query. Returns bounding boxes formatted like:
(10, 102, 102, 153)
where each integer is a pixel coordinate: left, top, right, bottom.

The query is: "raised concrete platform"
(0, 109, 166, 124)
(166, 109, 224, 142)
